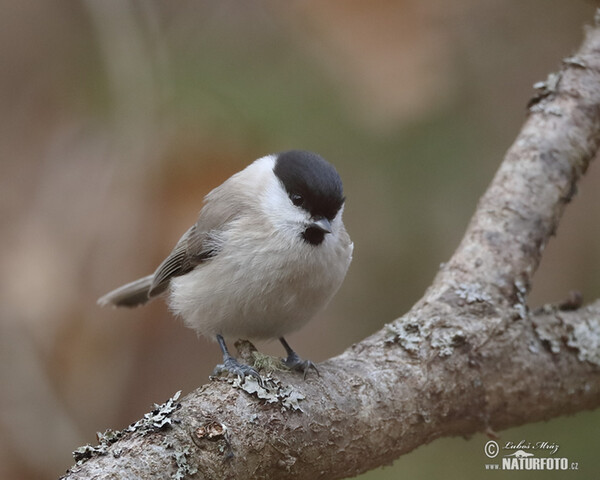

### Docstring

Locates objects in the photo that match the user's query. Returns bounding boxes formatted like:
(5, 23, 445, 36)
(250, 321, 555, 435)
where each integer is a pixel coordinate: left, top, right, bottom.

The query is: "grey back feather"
(99, 159, 264, 308)
(147, 174, 248, 297)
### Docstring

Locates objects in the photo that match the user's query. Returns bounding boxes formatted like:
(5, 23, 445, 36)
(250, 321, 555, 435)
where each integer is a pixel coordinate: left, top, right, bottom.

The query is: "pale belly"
(168, 237, 352, 340)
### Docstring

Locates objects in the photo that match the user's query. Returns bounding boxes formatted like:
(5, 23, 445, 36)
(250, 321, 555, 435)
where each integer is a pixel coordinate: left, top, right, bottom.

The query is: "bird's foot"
(282, 352, 320, 379)
(212, 356, 263, 385)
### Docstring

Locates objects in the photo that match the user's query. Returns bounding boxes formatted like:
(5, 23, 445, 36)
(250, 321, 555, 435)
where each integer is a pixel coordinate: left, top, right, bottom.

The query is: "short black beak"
(308, 217, 332, 234)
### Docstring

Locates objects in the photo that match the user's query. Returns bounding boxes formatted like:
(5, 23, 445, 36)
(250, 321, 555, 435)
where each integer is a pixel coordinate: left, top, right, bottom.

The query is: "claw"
(282, 351, 320, 379)
(212, 356, 264, 386)
(213, 334, 264, 386)
(279, 337, 319, 379)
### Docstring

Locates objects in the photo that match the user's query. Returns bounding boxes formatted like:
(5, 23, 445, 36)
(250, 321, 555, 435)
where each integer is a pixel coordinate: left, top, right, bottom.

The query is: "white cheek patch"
(260, 175, 311, 233)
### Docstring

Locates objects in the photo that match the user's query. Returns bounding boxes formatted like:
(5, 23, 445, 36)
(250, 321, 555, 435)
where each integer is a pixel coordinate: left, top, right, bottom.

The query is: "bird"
(98, 150, 353, 381)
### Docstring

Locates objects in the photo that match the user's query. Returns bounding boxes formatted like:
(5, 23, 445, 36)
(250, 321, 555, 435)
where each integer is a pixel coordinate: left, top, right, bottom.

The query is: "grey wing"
(148, 224, 216, 297)
(148, 177, 243, 297)
(99, 220, 224, 307)
(99, 179, 241, 307)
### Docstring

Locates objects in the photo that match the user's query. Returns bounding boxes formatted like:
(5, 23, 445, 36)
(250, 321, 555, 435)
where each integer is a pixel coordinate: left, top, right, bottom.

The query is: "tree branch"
(62, 13, 600, 480)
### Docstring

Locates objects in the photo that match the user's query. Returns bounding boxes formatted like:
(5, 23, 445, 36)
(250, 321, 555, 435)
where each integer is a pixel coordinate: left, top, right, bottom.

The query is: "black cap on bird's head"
(273, 150, 345, 245)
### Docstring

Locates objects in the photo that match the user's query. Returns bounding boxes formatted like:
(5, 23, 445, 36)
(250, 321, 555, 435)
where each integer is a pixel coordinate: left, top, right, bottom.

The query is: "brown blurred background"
(1, 1, 599, 479)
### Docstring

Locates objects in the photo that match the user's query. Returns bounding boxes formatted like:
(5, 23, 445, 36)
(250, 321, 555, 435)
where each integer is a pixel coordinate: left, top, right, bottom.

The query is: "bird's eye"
(290, 193, 304, 207)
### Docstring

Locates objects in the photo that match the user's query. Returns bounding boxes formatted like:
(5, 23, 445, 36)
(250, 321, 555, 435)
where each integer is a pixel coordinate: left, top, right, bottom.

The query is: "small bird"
(99, 150, 353, 380)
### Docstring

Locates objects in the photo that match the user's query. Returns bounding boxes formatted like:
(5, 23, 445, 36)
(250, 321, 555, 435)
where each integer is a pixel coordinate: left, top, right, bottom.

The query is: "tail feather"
(98, 274, 155, 308)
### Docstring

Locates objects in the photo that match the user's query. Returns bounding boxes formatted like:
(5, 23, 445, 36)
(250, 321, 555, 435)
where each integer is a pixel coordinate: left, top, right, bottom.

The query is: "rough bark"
(62, 13, 600, 480)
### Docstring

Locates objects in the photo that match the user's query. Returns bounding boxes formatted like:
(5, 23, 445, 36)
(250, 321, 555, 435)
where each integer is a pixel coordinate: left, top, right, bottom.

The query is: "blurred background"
(1, 1, 599, 478)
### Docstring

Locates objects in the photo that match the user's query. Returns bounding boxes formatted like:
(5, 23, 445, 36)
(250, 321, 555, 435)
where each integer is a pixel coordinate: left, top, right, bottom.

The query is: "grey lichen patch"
(168, 445, 198, 480)
(430, 327, 467, 357)
(279, 385, 307, 411)
(563, 56, 588, 69)
(72, 443, 109, 465)
(529, 72, 562, 112)
(532, 314, 562, 354)
(385, 318, 430, 355)
(386, 316, 467, 357)
(513, 302, 528, 320)
(528, 339, 540, 354)
(513, 278, 529, 320)
(533, 72, 562, 96)
(534, 304, 600, 365)
(71, 391, 183, 466)
(139, 390, 183, 430)
(566, 318, 600, 366)
(225, 375, 306, 412)
(455, 283, 493, 305)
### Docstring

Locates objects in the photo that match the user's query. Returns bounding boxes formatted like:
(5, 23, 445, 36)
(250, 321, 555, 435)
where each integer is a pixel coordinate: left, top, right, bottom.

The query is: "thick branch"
(63, 14, 600, 480)
(436, 22, 600, 306)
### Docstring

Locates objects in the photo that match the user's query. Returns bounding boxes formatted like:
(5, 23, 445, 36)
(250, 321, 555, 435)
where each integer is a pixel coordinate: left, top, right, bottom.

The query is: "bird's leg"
(279, 337, 319, 379)
(212, 334, 262, 384)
